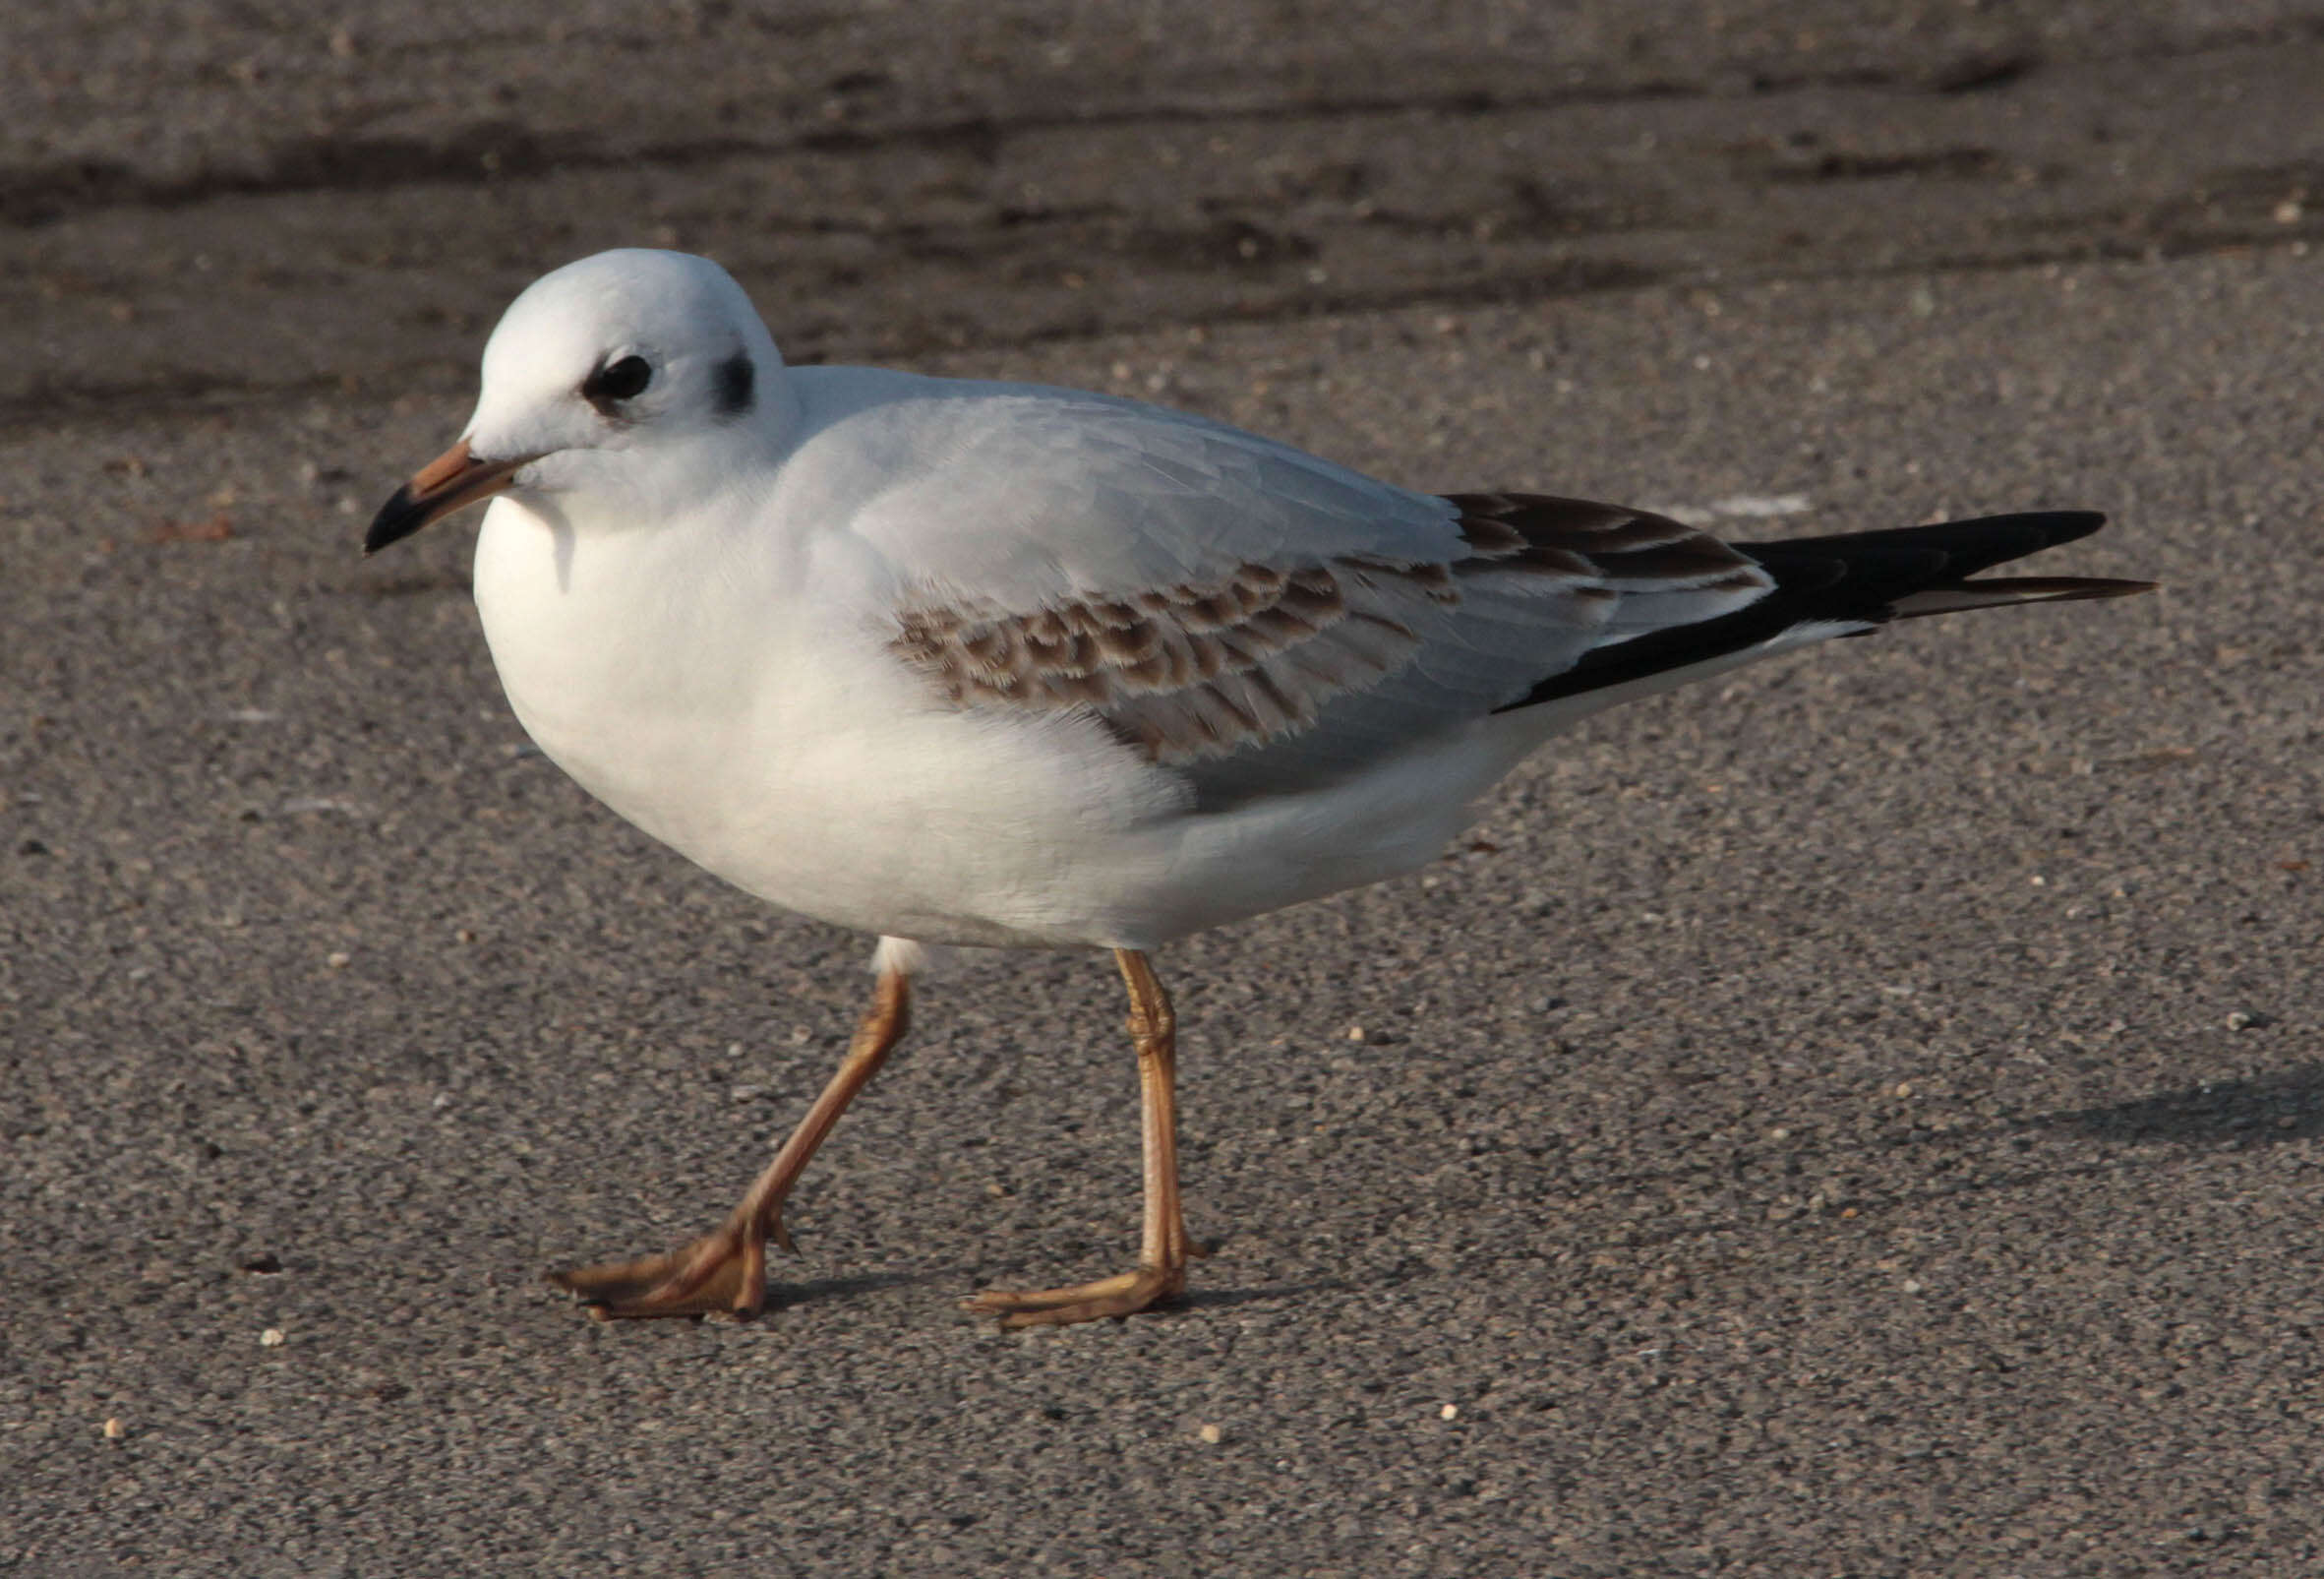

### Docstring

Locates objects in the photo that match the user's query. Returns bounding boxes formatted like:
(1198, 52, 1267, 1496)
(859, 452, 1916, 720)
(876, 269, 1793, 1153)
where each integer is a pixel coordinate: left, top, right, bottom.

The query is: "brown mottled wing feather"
(891, 492, 1773, 787)
(893, 560, 1445, 760)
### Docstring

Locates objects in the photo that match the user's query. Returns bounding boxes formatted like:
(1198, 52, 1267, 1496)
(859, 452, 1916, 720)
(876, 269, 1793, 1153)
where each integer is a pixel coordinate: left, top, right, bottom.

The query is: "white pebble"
(1440, 1403, 1459, 1421)
(1196, 1423, 1222, 1444)
(260, 1327, 286, 1346)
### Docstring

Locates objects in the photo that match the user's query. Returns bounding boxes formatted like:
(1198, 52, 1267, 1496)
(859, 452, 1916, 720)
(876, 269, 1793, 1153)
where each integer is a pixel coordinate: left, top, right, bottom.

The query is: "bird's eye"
(584, 354, 654, 407)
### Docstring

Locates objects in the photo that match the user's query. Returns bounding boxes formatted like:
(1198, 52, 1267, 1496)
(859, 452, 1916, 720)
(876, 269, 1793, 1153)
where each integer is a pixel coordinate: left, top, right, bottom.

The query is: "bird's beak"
(364, 441, 535, 555)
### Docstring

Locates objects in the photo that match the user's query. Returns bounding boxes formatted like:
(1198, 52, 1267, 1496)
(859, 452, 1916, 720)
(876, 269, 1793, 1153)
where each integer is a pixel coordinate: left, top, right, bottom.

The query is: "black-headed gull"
(367, 249, 2150, 1327)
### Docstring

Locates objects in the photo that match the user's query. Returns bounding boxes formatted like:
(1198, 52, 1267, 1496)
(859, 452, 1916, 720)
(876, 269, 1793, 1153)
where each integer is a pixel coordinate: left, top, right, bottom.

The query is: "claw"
(962, 1263, 1183, 1329)
(547, 1226, 766, 1319)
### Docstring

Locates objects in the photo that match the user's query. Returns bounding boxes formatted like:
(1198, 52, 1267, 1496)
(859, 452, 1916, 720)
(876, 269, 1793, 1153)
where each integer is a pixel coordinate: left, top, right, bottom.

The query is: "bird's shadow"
(549, 1064, 2324, 1323)
(2020, 1060, 2324, 1147)
(1564, 1053, 2324, 1260)
(789, 1063, 2324, 1309)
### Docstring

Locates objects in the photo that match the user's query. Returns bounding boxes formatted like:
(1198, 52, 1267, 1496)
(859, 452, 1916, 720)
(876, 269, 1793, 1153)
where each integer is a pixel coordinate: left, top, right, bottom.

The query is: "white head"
(366, 250, 792, 553)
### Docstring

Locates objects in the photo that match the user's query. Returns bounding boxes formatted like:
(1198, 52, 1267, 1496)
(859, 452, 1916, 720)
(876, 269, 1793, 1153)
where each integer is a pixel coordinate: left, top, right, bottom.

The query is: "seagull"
(366, 248, 2151, 1327)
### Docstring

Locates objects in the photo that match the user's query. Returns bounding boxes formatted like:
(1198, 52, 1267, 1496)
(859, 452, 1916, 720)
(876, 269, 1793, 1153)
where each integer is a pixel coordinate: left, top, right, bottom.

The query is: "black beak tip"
(363, 486, 426, 557)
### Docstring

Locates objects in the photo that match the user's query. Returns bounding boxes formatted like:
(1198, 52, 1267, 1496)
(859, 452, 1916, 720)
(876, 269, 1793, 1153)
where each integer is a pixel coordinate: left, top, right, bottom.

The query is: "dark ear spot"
(712, 351, 755, 418)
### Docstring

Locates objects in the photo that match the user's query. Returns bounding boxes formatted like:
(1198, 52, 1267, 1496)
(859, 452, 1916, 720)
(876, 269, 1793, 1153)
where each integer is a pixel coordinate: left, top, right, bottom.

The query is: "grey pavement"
(5, 4, 2323, 1575)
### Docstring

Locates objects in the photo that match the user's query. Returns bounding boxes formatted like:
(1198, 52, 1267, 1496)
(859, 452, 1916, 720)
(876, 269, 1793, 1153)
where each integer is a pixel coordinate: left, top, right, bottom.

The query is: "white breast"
(468, 493, 1208, 947)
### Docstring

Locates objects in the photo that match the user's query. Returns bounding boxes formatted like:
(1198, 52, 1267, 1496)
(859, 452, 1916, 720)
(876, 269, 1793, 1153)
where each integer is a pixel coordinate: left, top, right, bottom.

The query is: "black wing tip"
(1495, 506, 2140, 714)
(1735, 508, 2117, 586)
(1888, 574, 2158, 620)
(1946, 508, 2107, 547)
(1955, 508, 2106, 529)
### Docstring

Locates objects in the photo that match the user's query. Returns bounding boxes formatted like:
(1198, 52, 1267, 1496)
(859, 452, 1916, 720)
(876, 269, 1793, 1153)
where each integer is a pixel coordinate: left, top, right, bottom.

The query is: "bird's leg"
(549, 969, 912, 1319)
(964, 947, 1195, 1327)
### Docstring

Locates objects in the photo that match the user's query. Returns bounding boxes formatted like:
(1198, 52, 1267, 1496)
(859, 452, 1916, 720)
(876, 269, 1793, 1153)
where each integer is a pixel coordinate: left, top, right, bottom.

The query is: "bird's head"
(365, 249, 787, 554)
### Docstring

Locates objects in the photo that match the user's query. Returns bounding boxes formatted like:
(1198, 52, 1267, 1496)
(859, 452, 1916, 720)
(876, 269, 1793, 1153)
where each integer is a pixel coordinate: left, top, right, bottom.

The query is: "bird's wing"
(835, 384, 1772, 801)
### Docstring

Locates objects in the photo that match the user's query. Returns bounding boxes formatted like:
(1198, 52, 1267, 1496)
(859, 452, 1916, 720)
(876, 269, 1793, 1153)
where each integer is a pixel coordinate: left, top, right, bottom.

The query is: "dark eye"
(584, 354, 653, 405)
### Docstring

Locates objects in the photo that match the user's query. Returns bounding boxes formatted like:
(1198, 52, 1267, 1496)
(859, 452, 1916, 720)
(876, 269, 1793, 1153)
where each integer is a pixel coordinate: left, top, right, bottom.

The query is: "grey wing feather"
(892, 491, 1773, 807)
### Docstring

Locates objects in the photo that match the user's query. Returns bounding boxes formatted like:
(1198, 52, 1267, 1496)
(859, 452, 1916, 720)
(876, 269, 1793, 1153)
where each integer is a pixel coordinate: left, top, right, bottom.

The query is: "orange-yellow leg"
(964, 948, 1196, 1328)
(549, 969, 912, 1319)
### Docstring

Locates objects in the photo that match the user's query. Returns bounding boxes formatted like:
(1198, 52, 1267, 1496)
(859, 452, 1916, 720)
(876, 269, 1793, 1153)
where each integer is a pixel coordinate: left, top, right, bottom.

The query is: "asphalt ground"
(5, 4, 2323, 1575)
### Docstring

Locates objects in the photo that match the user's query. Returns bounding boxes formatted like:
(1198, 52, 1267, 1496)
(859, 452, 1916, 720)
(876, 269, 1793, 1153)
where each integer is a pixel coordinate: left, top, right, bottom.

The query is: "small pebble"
(1196, 1424, 1222, 1444)
(2226, 1011, 2255, 1031)
(1346, 1026, 1366, 1042)
(326, 951, 351, 969)
(102, 1418, 124, 1440)
(1440, 1403, 1460, 1421)
(260, 1327, 286, 1347)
